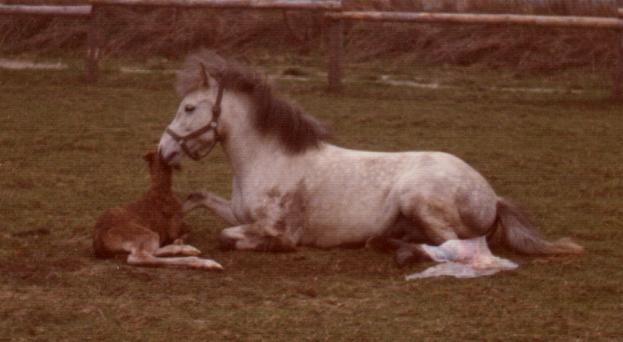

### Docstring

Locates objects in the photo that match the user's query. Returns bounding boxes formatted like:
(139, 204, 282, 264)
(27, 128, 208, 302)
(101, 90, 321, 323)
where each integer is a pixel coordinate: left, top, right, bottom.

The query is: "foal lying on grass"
(92, 151, 222, 270)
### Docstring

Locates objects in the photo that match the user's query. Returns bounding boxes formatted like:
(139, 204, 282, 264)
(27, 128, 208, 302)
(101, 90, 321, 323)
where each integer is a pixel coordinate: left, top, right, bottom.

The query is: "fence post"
(614, 2, 623, 99)
(86, 5, 101, 82)
(327, 17, 343, 92)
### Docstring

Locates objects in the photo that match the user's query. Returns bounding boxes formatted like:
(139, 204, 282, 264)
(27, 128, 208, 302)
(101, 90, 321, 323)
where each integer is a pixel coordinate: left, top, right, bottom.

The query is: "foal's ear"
(199, 62, 210, 88)
(143, 151, 156, 164)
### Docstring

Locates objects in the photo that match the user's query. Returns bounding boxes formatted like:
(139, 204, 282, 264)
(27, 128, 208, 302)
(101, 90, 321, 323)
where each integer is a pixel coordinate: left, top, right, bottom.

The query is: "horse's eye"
(184, 104, 196, 113)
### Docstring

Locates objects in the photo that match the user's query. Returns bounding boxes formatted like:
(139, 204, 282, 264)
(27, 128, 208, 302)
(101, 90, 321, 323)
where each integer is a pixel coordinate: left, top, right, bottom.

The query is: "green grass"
(0, 60, 622, 341)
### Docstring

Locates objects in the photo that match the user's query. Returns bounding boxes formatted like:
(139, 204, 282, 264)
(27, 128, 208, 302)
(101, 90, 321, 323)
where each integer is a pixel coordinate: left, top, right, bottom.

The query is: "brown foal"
(92, 151, 222, 270)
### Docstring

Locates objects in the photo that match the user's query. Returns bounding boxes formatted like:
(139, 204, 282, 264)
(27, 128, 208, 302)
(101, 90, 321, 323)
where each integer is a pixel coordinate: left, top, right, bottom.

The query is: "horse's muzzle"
(159, 148, 181, 167)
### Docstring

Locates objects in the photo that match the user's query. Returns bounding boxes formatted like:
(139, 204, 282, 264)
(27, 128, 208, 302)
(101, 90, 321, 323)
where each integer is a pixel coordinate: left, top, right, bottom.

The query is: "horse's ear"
(199, 62, 210, 88)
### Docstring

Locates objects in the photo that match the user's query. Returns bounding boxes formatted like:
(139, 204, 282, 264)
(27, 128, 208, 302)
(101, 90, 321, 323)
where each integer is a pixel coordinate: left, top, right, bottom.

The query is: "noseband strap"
(165, 83, 224, 161)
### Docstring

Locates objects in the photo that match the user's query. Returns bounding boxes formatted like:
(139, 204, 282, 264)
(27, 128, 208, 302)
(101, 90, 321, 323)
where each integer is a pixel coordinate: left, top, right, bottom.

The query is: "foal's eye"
(184, 104, 196, 113)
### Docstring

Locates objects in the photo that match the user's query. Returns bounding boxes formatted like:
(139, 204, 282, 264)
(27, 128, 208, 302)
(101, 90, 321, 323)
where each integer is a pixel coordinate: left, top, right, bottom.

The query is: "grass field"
(1, 58, 622, 340)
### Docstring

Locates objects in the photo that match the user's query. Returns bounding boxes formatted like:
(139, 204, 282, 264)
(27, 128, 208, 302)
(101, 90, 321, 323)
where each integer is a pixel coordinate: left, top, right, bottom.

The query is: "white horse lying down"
(158, 50, 583, 269)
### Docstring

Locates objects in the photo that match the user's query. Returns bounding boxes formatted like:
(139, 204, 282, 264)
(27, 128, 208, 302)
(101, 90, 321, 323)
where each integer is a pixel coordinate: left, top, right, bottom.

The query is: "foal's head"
(143, 151, 173, 189)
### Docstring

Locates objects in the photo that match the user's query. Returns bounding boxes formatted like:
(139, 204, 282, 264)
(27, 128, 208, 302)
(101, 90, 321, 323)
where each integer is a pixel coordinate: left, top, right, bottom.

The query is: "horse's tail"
(493, 197, 584, 255)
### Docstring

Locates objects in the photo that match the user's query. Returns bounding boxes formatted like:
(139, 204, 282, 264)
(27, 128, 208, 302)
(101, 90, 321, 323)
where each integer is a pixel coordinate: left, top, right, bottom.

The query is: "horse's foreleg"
(183, 191, 240, 226)
(219, 224, 297, 252)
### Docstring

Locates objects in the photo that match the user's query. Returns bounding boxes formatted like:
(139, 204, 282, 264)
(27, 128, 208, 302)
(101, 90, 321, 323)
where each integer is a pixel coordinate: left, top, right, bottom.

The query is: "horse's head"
(158, 61, 224, 166)
(159, 49, 330, 166)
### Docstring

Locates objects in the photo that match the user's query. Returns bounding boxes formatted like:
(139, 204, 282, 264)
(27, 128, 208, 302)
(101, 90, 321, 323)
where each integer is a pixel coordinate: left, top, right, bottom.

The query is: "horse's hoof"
(395, 249, 414, 267)
(218, 234, 237, 251)
(264, 237, 296, 253)
(186, 192, 206, 202)
(394, 245, 429, 267)
(366, 236, 400, 252)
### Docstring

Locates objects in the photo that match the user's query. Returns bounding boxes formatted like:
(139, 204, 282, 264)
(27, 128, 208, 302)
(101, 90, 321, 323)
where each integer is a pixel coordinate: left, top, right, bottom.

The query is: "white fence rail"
(0, 4, 91, 16)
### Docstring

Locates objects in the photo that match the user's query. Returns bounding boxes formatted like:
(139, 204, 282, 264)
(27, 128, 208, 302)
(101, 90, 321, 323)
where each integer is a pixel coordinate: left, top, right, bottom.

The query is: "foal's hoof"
(198, 259, 224, 271)
(183, 245, 202, 256)
(394, 245, 430, 268)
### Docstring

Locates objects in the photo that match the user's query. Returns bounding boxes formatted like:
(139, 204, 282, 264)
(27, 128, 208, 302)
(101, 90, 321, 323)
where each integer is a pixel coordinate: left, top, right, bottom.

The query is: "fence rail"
(91, 0, 342, 10)
(326, 7, 623, 98)
(326, 11, 623, 29)
(0, 4, 92, 16)
(2, 1, 623, 98)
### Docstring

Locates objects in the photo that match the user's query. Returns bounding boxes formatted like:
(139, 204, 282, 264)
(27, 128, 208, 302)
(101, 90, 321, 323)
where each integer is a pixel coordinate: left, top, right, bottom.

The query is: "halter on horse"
(164, 75, 224, 161)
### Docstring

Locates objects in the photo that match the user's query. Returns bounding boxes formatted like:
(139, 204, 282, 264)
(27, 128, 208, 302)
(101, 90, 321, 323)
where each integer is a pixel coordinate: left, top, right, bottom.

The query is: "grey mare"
(158, 50, 583, 266)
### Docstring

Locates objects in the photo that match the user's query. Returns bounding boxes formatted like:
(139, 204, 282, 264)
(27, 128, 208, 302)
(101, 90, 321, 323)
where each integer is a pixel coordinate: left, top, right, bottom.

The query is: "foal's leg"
(183, 191, 240, 226)
(126, 239, 223, 270)
(127, 253, 223, 270)
(153, 244, 201, 257)
(105, 222, 223, 270)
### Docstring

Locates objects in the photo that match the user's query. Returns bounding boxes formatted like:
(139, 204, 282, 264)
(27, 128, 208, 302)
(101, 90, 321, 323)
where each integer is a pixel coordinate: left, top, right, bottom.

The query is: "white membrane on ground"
(405, 236, 518, 280)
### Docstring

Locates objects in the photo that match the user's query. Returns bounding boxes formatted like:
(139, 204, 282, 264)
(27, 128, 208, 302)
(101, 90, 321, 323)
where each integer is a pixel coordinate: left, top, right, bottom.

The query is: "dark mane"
(176, 50, 331, 154)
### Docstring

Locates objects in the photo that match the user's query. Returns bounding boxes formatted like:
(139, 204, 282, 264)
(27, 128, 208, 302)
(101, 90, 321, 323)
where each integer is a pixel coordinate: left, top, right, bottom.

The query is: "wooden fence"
(85, 0, 341, 81)
(325, 4, 623, 97)
(1, 0, 622, 98)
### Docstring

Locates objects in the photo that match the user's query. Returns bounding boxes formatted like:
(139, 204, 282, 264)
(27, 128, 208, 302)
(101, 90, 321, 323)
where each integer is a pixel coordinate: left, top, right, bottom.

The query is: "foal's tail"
(494, 197, 584, 255)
